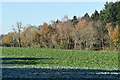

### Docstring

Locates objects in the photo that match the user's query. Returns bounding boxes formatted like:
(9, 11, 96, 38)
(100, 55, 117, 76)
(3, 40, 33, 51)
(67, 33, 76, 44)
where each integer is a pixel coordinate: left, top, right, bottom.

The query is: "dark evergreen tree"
(100, 1, 120, 28)
(71, 16, 78, 27)
(116, 1, 120, 26)
(91, 10, 99, 21)
(81, 13, 91, 21)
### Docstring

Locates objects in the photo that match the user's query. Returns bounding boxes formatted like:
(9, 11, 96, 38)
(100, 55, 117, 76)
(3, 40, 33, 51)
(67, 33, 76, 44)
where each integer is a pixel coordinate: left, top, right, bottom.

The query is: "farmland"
(1, 47, 118, 70)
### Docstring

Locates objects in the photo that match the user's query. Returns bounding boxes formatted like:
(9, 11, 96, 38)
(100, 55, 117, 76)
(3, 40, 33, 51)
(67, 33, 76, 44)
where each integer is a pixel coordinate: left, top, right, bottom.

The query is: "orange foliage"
(2, 32, 15, 46)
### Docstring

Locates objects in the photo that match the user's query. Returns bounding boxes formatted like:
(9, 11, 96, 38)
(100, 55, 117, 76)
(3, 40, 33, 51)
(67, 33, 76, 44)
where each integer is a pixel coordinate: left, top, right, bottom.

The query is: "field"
(1, 47, 119, 70)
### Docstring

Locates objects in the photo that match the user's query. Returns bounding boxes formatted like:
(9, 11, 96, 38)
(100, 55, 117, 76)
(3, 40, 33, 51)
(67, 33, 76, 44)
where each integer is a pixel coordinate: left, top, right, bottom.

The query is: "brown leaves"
(2, 32, 16, 46)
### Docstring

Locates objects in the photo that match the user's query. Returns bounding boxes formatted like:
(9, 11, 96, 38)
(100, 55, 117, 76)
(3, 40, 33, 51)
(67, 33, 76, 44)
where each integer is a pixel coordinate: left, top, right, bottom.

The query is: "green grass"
(1, 47, 118, 70)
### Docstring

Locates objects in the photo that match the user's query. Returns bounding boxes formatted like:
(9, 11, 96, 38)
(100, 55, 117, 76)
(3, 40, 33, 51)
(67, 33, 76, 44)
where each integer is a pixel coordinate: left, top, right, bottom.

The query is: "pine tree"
(71, 16, 78, 27)
(91, 10, 99, 21)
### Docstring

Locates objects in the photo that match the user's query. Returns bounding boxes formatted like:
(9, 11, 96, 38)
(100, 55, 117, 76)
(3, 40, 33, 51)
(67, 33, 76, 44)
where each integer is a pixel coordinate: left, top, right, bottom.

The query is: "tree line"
(1, 1, 120, 51)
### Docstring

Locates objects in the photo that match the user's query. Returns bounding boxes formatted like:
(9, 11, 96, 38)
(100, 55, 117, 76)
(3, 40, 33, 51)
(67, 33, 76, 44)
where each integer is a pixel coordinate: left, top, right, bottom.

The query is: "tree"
(91, 10, 99, 21)
(56, 20, 74, 49)
(56, 19, 61, 23)
(71, 16, 78, 27)
(99, 1, 120, 50)
(116, 1, 120, 26)
(74, 19, 101, 50)
(100, 1, 120, 28)
(111, 25, 120, 50)
(12, 22, 23, 47)
(21, 25, 38, 47)
(3, 1, 120, 51)
(0, 34, 4, 46)
(2, 32, 18, 47)
(81, 13, 91, 21)
(51, 34, 59, 48)
(32, 23, 54, 48)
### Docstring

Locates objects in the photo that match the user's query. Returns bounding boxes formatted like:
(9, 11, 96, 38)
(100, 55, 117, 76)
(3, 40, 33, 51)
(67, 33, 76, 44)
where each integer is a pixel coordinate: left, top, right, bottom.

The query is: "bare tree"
(12, 22, 23, 47)
(21, 25, 38, 47)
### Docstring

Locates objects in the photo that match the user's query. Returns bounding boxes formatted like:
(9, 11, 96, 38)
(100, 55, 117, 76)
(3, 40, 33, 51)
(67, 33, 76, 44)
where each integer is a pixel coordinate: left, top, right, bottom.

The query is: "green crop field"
(1, 47, 118, 70)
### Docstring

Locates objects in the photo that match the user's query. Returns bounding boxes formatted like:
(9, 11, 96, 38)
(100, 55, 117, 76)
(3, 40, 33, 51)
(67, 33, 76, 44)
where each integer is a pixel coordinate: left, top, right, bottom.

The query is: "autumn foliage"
(1, 1, 120, 51)
(111, 25, 120, 49)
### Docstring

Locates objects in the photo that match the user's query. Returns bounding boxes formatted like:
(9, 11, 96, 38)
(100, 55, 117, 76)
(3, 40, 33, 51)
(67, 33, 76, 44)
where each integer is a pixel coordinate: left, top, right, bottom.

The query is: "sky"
(1, 2, 106, 34)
